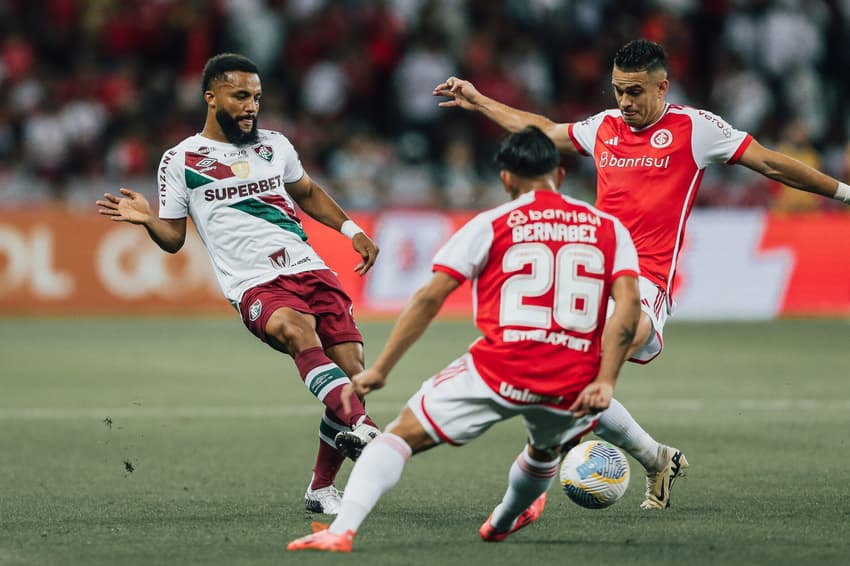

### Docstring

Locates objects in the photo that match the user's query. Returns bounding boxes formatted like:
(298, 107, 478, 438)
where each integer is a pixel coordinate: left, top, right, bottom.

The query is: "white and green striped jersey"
(157, 129, 328, 306)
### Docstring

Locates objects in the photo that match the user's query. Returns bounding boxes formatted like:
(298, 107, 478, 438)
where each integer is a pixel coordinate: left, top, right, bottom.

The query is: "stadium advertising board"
(0, 209, 848, 318)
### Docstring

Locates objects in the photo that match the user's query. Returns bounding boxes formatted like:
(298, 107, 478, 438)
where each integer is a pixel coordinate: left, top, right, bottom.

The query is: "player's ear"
(499, 170, 512, 194)
(204, 90, 216, 108)
(555, 166, 566, 188)
(657, 76, 669, 98)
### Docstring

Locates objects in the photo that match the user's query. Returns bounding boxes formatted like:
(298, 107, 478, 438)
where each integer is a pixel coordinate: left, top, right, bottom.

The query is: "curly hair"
(201, 53, 260, 92)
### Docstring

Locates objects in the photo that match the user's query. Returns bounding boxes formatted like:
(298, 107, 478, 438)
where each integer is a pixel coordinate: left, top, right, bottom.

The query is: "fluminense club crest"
(254, 144, 274, 162)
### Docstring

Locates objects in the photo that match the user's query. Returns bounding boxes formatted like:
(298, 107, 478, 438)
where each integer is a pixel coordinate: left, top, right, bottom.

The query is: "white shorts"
(606, 276, 670, 364)
(407, 354, 598, 450)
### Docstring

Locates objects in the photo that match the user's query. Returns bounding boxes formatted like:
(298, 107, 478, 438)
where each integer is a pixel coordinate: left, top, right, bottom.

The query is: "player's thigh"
(522, 407, 598, 452)
(264, 307, 321, 354)
(606, 276, 670, 363)
(309, 270, 364, 350)
(384, 406, 437, 455)
(407, 355, 513, 446)
(239, 275, 321, 354)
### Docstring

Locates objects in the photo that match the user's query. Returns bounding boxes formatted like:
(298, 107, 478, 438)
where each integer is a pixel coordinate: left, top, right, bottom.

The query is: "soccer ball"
(560, 440, 630, 509)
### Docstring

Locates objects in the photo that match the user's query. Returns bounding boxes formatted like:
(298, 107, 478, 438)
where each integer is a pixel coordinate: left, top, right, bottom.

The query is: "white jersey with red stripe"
(568, 104, 752, 296)
(432, 190, 639, 411)
(157, 130, 328, 305)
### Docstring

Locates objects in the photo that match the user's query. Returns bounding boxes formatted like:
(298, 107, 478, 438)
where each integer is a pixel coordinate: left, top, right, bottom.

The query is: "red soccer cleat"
(287, 523, 355, 553)
(479, 493, 547, 542)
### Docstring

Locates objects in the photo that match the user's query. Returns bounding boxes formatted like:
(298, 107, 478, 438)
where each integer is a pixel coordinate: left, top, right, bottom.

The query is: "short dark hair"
(495, 126, 559, 178)
(613, 39, 668, 74)
(201, 53, 260, 91)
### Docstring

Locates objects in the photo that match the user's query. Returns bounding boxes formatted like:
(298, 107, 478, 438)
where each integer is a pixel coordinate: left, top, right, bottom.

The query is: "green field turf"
(1, 318, 848, 566)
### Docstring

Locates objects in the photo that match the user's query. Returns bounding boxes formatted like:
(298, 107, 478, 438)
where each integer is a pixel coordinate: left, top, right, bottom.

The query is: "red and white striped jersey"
(432, 190, 638, 410)
(568, 104, 752, 296)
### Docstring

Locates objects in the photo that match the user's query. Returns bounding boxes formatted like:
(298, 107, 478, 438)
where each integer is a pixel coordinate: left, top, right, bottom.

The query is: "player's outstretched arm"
(570, 275, 640, 418)
(433, 77, 577, 154)
(96, 188, 186, 253)
(286, 173, 379, 275)
(349, 272, 460, 397)
(737, 140, 850, 204)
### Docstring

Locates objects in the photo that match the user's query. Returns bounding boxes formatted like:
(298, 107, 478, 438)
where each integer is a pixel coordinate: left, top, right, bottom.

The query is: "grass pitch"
(1, 318, 849, 565)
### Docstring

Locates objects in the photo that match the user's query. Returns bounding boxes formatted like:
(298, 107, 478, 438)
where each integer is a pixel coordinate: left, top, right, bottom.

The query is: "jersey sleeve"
(432, 214, 494, 282)
(611, 217, 639, 280)
(690, 109, 752, 168)
(568, 110, 609, 156)
(279, 137, 305, 184)
(157, 148, 188, 219)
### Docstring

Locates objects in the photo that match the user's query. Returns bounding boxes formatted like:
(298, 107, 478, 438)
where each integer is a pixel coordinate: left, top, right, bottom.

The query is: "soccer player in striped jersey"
(96, 53, 380, 515)
(433, 38, 850, 509)
(287, 126, 641, 552)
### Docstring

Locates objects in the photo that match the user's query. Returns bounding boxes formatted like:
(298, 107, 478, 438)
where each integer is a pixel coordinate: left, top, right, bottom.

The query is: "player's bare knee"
(266, 311, 319, 354)
(385, 408, 434, 454)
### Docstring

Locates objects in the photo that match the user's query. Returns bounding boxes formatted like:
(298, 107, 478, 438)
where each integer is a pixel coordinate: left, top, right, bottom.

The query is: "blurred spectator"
(770, 119, 825, 212)
(0, 0, 848, 210)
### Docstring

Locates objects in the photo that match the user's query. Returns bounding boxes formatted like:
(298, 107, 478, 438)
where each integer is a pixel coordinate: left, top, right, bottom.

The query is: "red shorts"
(239, 269, 362, 348)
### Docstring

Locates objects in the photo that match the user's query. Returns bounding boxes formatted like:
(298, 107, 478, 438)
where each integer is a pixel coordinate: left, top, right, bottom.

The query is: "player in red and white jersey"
(97, 53, 381, 516)
(288, 127, 641, 552)
(434, 39, 850, 510)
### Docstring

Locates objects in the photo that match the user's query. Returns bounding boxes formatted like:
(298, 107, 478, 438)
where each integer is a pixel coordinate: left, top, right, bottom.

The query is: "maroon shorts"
(239, 269, 362, 348)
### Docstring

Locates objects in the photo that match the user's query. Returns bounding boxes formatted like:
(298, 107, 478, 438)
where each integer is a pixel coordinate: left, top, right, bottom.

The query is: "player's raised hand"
(569, 381, 614, 418)
(351, 232, 379, 276)
(433, 77, 481, 110)
(96, 188, 154, 225)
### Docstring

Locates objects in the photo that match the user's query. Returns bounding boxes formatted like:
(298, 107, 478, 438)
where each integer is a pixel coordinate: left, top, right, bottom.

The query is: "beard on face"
(216, 109, 259, 146)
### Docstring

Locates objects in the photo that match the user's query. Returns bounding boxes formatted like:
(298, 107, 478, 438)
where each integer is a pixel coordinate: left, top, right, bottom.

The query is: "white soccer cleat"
(640, 445, 689, 509)
(304, 484, 343, 515)
(334, 420, 379, 461)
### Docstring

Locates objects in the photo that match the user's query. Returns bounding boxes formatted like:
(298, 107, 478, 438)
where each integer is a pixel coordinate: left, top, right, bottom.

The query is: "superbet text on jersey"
(432, 190, 638, 411)
(568, 104, 751, 296)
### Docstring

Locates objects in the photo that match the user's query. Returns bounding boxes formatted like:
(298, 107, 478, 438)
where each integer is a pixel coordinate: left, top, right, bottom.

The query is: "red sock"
(311, 428, 346, 489)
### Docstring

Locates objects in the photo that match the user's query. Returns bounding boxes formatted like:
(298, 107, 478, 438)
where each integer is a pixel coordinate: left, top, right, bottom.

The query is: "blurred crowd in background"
(1, 0, 849, 212)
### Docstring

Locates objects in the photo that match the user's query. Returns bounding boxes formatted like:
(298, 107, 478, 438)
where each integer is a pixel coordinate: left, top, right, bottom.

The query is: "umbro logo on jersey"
(196, 158, 217, 170)
(604, 136, 619, 146)
(507, 210, 529, 227)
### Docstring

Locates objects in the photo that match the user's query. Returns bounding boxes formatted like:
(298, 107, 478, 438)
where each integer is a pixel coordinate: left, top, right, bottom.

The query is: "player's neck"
(200, 121, 229, 144)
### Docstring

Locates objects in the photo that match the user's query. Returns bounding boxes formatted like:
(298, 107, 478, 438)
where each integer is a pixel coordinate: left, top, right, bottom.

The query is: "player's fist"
(569, 382, 614, 418)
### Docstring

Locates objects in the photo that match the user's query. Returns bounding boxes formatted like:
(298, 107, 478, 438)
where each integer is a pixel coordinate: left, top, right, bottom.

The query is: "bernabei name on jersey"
(503, 328, 592, 352)
(512, 222, 598, 244)
(203, 174, 284, 201)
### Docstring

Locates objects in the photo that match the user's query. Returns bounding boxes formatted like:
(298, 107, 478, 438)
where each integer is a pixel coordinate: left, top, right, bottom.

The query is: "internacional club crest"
(650, 128, 673, 149)
(254, 144, 274, 162)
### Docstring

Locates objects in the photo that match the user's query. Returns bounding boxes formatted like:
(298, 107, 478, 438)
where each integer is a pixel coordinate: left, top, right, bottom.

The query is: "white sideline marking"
(0, 399, 848, 420)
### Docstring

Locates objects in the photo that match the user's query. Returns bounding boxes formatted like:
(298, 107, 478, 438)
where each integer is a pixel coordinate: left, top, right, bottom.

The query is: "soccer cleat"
(640, 445, 689, 509)
(334, 421, 379, 461)
(304, 484, 343, 515)
(287, 526, 355, 553)
(479, 493, 547, 542)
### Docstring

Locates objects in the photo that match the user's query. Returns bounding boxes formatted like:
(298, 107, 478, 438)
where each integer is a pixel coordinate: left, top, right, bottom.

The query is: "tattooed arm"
(570, 275, 640, 417)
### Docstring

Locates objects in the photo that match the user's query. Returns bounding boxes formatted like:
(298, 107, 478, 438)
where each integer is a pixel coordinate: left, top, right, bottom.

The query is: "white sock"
(594, 398, 661, 471)
(489, 446, 559, 531)
(328, 432, 412, 534)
